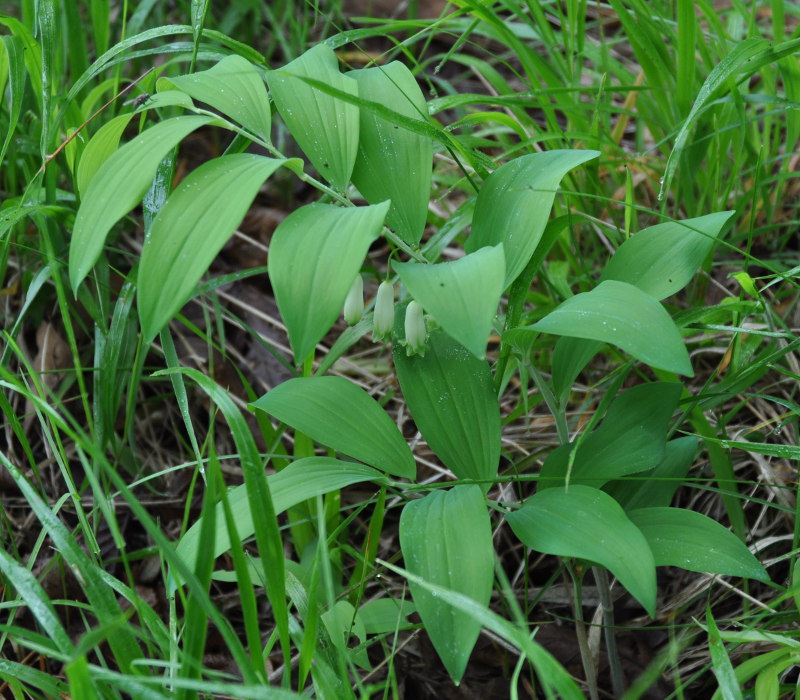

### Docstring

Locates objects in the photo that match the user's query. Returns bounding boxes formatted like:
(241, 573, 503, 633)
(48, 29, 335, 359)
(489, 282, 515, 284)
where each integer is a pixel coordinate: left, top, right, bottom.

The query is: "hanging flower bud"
(403, 300, 427, 357)
(343, 275, 364, 325)
(372, 281, 395, 342)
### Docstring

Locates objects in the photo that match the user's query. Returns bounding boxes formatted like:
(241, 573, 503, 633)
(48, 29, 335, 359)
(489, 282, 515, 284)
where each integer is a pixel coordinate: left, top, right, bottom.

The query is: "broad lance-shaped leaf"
(158, 55, 272, 142)
(528, 280, 693, 376)
(138, 154, 300, 344)
(628, 507, 769, 581)
(75, 112, 134, 196)
(603, 436, 698, 511)
(507, 485, 656, 615)
(539, 382, 682, 489)
(466, 149, 599, 287)
(600, 211, 735, 300)
(251, 376, 415, 479)
(394, 245, 505, 360)
(394, 329, 500, 484)
(69, 115, 214, 292)
(267, 44, 359, 191)
(399, 486, 494, 683)
(349, 62, 432, 245)
(268, 201, 389, 362)
(174, 458, 387, 588)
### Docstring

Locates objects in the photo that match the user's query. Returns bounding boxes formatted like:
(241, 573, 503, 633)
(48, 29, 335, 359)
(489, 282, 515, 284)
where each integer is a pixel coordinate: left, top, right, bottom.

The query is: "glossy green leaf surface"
(75, 113, 134, 196)
(629, 507, 769, 581)
(466, 149, 599, 287)
(507, 485, 656, 615)
(251, 376, 414, 479)
(267, 44, 359, 190)
(394, 329, 500, 484)
(539, 382, 682, 489)
(176, 458, 387, 571)
(600, 211, 735, 299)
(528, 280, 694, 375)
(159, 54, 272, 141)
(268, 201, 389, 362)
(350, 62, 432, 245)
(138, 154, 295, 343)
(69, 115, 214, 292)
(604, 436, 698, 510)
(395, 245, 504, 359)
(399, 486, 494, 683)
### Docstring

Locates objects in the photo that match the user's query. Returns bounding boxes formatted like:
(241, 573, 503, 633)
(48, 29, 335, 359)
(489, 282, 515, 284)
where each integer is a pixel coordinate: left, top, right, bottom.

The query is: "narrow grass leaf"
(159, 55, 271, 141)
(0, 549, 73, 655)
(0, 454, 143, 674)
(600, 212, 735, 299)
(378, 559, 583, 699)
(507, 485, 657, 615)
(394, 245, 504, 359)
(69, 115, 214, 292)
(539, 382, 682, 489)
(154, 367, 291, 664)
(268, 201, 389, 362)
(466, 150, 599, 287)
(66, 656, 100, 700)
(268, 44, 359, 190)
(399, 486, 494, 683)
(628, 507, 769, 581)
(174, 458, 387, 581)
(139, 154, 296, 343)
(528, 280, 694, 376)
(661, 37, 800, 198)
(252, 376, 414, 478)
(0, 36, 25, 166)
(0, 17, 42, 107)
(394, 329, 500, 484)
(706, 605, 745, 700)
(349, 62, 432, 245)
(75, 113, 135, 196)
(0, 660, 67, 697)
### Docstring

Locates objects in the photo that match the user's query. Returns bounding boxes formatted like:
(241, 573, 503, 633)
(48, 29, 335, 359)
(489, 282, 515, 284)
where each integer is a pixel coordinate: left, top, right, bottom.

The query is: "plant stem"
(569, 562, 600, 700)
(594, 566, 624, 697)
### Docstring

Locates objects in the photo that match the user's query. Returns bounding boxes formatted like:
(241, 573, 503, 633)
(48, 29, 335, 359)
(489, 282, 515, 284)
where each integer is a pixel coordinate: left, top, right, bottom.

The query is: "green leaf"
(378, 559, 584, 699)
(0, 36, 26, 167)
(358, 598, 416, 634)
(539, 382, 682, 489)
(268, 201, 389, 362)
(175, 458, 386, 586)
(399, 486, 494, 683)
(528, 280, 694, 376)
(0, 549, 73, 655)
(75, 113, 134, 196)
(251, 376, 415, 479)
(507, 485, 656, 615)
(466, 150, 599, 287)
(628, 507, 769, 581)
(69, 115, 214, 292)
(267, 44, 359, 190)
(600, 212, 735, 299)
(394, 245, 504, 359)
(660, 36, 800, 199)
(394, 329, 500, 484)
(603, 436, 697, 510)
(349, 62, 432, 245)
(158, 55, 272, 141)
(551, 337, 604, 406)
(138, 154, 296, 343)
(706, 605, 745, 700)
